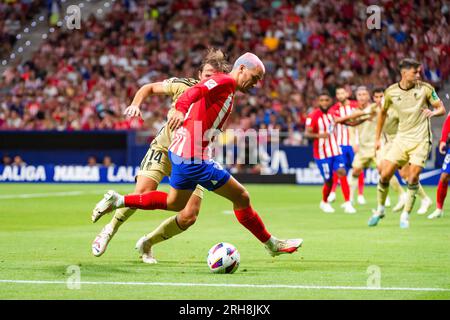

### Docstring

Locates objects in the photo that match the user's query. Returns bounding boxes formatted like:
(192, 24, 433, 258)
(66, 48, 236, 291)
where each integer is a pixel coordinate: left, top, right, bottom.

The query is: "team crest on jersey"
(431, 90, 439, 101)
(204, 79, 218, 90)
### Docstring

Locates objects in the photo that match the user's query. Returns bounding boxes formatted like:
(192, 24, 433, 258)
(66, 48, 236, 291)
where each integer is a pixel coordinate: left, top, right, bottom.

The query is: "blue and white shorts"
(169, 151, 231, 191)
(315, 155, 346, 182)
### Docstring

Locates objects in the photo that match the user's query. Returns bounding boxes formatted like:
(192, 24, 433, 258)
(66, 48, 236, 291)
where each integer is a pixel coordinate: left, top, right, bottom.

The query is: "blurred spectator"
(102, 155, 114, 167)
(0, 0, 45, 59)
(424, 60, 443, 89)
(87, 156, 98, 167)
(12, 155, 26, 166)
(47, 0, 62, 26)
(2, 154, 12, 165)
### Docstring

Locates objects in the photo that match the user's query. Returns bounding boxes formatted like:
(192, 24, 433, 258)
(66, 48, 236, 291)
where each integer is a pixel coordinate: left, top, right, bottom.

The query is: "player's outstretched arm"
(334, 109, 365, 124)
(342, 118, 366, 127)
(124, 82, 166, 118)
(168, 85, 206, 130)
(304, 126, 329, 139)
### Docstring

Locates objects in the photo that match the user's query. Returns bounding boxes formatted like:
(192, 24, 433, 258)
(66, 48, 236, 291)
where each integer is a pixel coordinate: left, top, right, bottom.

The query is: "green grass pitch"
(0, 183, 449, 300)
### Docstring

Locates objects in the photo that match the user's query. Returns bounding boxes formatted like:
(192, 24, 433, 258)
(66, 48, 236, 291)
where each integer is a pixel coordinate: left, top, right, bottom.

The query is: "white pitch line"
(0, 280, 449, 292)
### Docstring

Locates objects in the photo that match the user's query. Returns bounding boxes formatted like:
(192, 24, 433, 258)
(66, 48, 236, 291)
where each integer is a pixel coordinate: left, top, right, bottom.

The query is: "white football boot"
(135, 236, 157, 264)
(400, 212, 410, 229)
(357, 195, 367, 205)
(428, 209, 444, 220)
(320, 201, 335, 213)
(417, 197, 433, 215)
(92, 190, 122, 223)
(342, 201, 357, 214)
(92, 224, 115, 257)
(264, 237, 303, 257)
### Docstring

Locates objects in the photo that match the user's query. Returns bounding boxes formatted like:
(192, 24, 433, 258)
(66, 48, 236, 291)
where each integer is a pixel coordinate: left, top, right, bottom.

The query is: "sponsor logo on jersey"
(204, 79, 218, 90)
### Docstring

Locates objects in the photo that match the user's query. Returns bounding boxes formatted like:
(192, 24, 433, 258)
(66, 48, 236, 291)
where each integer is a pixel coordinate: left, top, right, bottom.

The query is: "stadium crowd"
(0, 0, 449, 146)
(0, 0, 46, 59)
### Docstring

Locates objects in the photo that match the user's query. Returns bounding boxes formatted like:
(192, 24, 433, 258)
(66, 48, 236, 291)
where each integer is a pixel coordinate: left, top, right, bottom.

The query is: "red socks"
(331, 172, 338, 192)
(437, 180, 448, 210)
(358, 171, 365, 196)
(322, 183, 332, 202)
(234, 206, 271, 243)
(340, 176, 350, 202)
(124, 191, 168, 210)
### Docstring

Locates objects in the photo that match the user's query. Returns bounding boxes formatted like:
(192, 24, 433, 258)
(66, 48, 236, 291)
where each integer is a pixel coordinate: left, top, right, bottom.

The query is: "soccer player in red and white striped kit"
(327, 87, 367, 205)
(92, 52, 303, 257)
(305, 91, 356, 214)
(428, 111, 450, 219)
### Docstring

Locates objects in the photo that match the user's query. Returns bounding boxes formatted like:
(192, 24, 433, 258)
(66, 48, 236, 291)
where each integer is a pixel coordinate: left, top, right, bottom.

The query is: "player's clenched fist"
(422, 108, 435, 118)
(124, 105, 142, 118)
(168, 110, 185, 130)
(439, 141, 447, 155)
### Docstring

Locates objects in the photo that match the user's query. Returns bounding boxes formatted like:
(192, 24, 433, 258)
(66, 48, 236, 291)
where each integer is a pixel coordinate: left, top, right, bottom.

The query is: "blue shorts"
(340, 145, 355, 171)
(169, 151, 231, 191)
(442, 150, 450, 174)
(315, 155, 346, 181)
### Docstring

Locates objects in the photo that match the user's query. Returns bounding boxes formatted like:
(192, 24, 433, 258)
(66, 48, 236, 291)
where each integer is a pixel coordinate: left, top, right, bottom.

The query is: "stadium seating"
(0, 0, 449, 146)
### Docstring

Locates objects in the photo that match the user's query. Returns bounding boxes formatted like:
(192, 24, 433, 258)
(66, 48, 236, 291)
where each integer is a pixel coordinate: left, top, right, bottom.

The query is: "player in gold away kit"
(369, 58, 446, 229)
(345, 87, 429, 212)
(91, 49, 231, 263)
(375, 93, 434, 216)
(374, 90, 408, 212)
(347, 86, 378, 204)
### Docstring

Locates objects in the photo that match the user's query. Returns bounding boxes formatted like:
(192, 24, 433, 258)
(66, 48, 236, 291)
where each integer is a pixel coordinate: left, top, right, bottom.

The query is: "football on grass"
(207, 242, 240, 274)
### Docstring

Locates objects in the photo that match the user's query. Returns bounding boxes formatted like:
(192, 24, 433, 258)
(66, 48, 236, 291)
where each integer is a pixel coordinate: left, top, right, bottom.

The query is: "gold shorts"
(376, 140, 394, 166)
(137, 142, 172, 184)
(384, 138, 432, 168)
(136, 141, 205, 199)
(353, 150, 377, 169)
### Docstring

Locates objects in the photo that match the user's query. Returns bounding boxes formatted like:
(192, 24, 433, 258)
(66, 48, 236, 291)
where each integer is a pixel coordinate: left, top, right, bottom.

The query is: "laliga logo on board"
(106, 166, 140, 182)
(0, 165, 46, 182)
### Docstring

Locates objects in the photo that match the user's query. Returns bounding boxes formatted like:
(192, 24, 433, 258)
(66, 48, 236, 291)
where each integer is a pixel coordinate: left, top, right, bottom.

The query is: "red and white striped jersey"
(169, 73, 236, 160)
(306, 107, 342, 159)
(440, 111, 450, 144)
(329, 100, 358, 146)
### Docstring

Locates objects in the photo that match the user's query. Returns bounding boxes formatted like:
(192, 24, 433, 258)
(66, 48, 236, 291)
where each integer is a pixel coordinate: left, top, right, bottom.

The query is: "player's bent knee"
(180, 203, 200, 220)
(134, 186, 157, 194)
(408, 176, 420, 185)
(236, 189, 251, 208)
(177, 213, 197, 229)
(336, 168, 346, 177)
(379, 173, 391, 184)
(169, 202, 185, 212)
(380, 168, 395, 183)
(134, 177, 159, 194)
(352, 168, 361, 177)
(166, 197, 185, 212)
